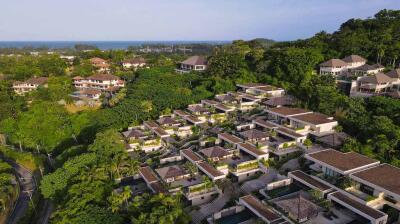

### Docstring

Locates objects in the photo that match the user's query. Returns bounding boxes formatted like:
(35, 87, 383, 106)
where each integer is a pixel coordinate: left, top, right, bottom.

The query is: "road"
(3, 157, 36, 224)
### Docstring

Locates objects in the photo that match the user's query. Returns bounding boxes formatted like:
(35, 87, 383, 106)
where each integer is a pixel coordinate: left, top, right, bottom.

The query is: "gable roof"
(181, 56, 207, 66)
(342, 55, 367, 63)
(320, 59, 347, 67)
(354, 64, 377, 72)
(90, 57, 107, 64)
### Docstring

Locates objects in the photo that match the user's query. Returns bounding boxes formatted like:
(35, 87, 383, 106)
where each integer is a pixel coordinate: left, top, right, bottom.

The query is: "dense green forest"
(0, 9, 399, 224)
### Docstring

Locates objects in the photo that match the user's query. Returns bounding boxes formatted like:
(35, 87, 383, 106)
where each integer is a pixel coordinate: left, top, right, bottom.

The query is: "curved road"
(3, 157, 36, 224)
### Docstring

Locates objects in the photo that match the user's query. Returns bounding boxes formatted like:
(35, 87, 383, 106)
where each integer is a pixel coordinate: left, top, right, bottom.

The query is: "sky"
(0, 0, 399, 41)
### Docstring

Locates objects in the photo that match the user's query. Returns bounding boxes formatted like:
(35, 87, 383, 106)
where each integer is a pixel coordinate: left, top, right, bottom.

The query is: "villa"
(12, 77, 48, 95)
(90, 57, 110, 72)
(175, 56, 207, 73)
(122, 57, 146, 69)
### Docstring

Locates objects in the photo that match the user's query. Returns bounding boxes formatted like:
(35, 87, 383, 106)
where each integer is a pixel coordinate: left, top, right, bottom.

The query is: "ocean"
(0, 41, 230, 50)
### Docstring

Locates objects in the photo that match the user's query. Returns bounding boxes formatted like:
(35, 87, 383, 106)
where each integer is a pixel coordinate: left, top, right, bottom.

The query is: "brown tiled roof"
(239, 129, 268, 140)
(218, 133, 243, 144)
(21, 77, 48, 85)
(198, 161, 224, 177)
(139, 166, 158, 183)
(329, 192, 386, 219)
(122, 129, 145, 139)
(157, 117, 180, 126)
(105, 86, 121, 92)
(320, 59, 347, 67)
(149, 182, 167, 194)
(215, 94, 235, 103)
(181, 56, 207, 66)
(87, 73, 119, 81)
(185, 115, 201, 123)
(291, 112, 335, 125)
(181, 149, 202, 162)
(90, 57, 107, 64)
(200, 146, 230, 159)
(240, 195, 280, 221)
(308, 149, 379, 172)
(154, 127, 168, 136)
(351, 164, 400, 196)
(342, 55, 367, 63)
(188, 104, 208, 113)
(268, 107, 311, 116)
(290, 170, 331, 191)
(359, 73, 393, 84)
(238, 142, 266, 156)
(156, 165, 187, 180)
(386, 69, 400, 79)
(354, 64, 377, 72)
(72, 76, 84, 80)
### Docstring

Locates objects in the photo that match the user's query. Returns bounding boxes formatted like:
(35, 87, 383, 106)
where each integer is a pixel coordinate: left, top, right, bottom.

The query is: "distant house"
(354, 73, 393, 95)
(122, 57, 146, 69)
(78, 88, 102, 99)
(342, 55, 367, 69)
(72, 74, 125, 91)
(89, 57, 110, 72)
(319, 59, 348, 76)
(176, 56, 207, 73)
(12, 77, 48, 95)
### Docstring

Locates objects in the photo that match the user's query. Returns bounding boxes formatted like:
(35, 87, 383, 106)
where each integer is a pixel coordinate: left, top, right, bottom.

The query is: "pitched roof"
(87, 73, 120, 81)
(274, 194, 319, 221)
(72, 76, 84, 80)
(342, 55, 367, 63)
(239, 129, 268, 140)
(90, 57, 107, 64)
(307, 149, 379, 173)
(319, 59, 347, 67)
(14, 77, 48, 86)
(359, 73, 393, 84)
(351, 164, 400, 196)
(157, 117, 180, 126)
(139, 166, 158, 183)
(386, 69, 400, 79)
(181, 149, 203, 162)
(354, 64, 377, 72)
(200, 146, 230, 159)
(291, 112, 335, 125)
(122, 129, 145, 139)
(156, 165, 187, 180)
(181, 56, 207, 66)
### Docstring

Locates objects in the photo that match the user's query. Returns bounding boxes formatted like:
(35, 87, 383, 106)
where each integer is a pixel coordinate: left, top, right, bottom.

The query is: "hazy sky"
(0, 0, 398, 41)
